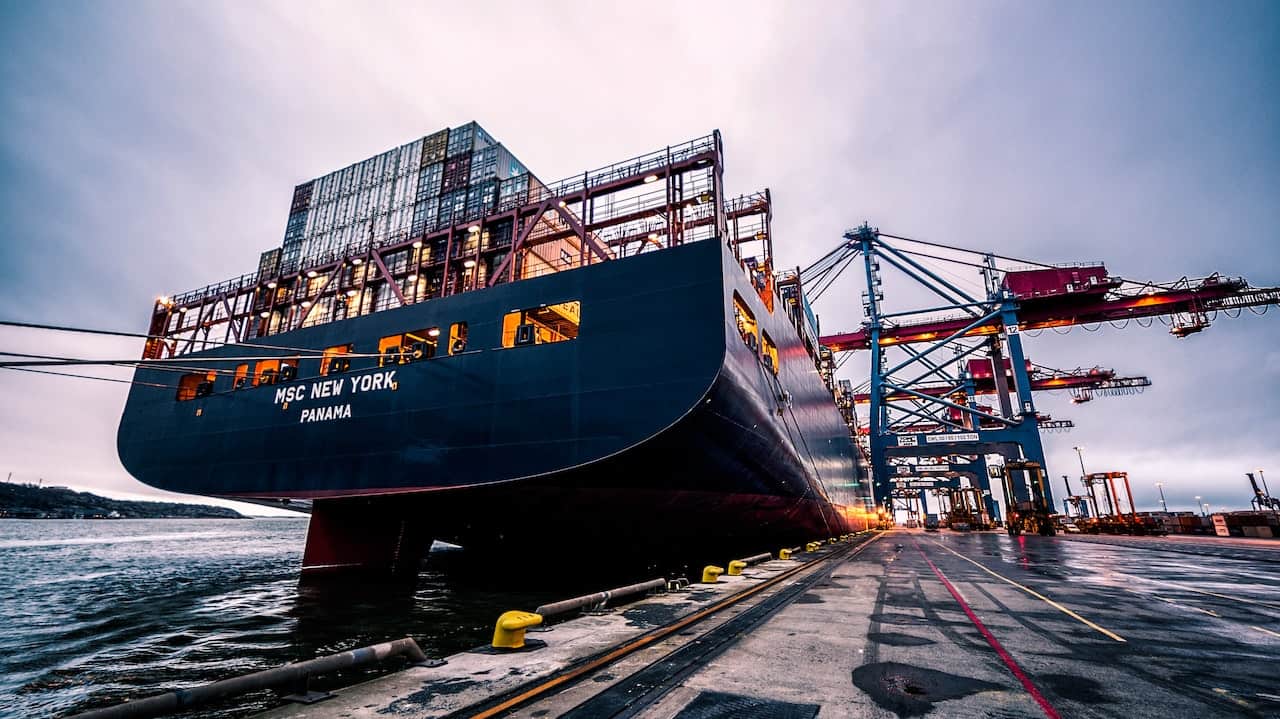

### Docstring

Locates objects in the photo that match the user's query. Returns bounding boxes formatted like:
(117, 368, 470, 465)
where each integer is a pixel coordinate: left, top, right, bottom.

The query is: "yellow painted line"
(928, 540, 1126, 643)
(1251, 625, 1280, 639)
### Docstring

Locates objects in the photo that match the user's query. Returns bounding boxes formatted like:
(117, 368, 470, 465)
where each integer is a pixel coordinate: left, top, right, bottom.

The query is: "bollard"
(727, 560, 748, 576)
(779, 548, 793, 560)
(702, 565, 724, 583)
(805, 542, 820, 552)
(492, 611, 543, 650)
(828, 537, 837, 544)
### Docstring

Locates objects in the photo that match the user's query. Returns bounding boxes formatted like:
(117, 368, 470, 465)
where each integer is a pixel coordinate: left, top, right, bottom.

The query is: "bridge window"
(448, 322, 469, 355)
(761, 331, 779, 374)
(733, 292, 759, 353)
(320, 344, 353, 375)
(176, 371, 216, 401)
(502, 301, 581, 347)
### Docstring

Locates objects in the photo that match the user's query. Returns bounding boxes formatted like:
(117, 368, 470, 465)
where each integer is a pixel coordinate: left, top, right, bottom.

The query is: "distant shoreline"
(1, 483, 248, 520)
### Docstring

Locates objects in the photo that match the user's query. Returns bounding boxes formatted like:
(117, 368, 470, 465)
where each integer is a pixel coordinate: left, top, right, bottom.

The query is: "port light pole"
(1195, 496, 1205, 516)
(1073, 446, 1087, 479)
(1155, 482, 1168, 512)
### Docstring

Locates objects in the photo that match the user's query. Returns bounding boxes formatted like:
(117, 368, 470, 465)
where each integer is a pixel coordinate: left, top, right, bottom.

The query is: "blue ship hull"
(118, 240, 868, 575)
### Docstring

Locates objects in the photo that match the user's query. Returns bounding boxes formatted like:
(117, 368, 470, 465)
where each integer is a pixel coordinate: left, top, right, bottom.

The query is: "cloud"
(1, 1, 1277, 512)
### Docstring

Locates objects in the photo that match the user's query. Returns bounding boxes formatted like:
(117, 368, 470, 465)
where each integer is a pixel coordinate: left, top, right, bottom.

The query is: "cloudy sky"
(1, 1, 1277, 516)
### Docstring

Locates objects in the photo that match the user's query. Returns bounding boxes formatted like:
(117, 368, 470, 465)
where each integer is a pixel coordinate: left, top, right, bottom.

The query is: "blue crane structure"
(804, 224, 1280, 518)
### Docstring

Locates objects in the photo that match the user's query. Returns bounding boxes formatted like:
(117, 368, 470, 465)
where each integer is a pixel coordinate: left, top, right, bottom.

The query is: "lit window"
(320, 344, 353, 375)
(378, 328, 440, 365)
(448, 322, 469, 355)
(733, 292, 759, 352)
(761, 332, 779, 374)
(233, 363, 250, 390)
(502, 301, 581, 348)
(176, 371, 217, 401)
(279, 357, 299, 382)
(255, 359, 281, 386)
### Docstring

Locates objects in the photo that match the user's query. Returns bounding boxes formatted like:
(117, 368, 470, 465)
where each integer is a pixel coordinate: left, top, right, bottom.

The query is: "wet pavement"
(515, 530, 1280, 718)
(258, 531, 1280, 718)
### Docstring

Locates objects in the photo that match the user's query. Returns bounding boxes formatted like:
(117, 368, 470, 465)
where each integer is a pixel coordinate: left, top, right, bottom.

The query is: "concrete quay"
(260, 530, 1280, 718)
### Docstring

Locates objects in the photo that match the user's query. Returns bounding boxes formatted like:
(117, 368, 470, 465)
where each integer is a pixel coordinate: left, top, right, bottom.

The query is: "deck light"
(468, 224, 480, 233)
(406, 274, 417, 282)
(345, 289, 357, 297)
(463, 259, 477, 269)
(352, 257, 364, 265)
(301, 301, 312, 308)
(177, 307, 188, 313)
(306, 270, 318, 278)
(427, 328, 440, 337)
(267, 281, 278, 289)
(557, 200, 567, 208)
(648, 233, 659, 241)
(644, 174, 659, 183)
(412, 240, 423, 248)
(259, 311, 269, 318)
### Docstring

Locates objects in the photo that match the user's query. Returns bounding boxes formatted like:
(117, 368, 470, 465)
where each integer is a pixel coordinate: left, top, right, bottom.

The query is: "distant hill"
(0, 483, 244, 519)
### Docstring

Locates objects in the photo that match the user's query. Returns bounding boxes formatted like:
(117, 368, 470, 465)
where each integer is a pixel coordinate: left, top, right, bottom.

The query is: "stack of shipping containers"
(268, 122, 534, 293)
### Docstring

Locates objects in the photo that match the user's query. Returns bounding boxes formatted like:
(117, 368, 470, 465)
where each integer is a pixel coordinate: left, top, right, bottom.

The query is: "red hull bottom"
(300, 486, 860, 580)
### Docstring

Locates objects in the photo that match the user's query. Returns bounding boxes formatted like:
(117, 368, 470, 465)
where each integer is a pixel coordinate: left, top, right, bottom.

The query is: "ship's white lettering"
(274, 385, 308, 404)
(299, 403, 352, 424)
(310, 379, 343, 399)
(350, 370, 396, 394)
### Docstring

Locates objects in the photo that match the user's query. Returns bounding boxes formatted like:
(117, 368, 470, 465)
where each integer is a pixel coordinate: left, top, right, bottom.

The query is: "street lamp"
(1260, 468, 1269, 497)
(1204, 503, 1212, 516)
(1195, 496, 1204, 516)
(1155, 482, 1168, 512)
(1073, 446, 1088, 478)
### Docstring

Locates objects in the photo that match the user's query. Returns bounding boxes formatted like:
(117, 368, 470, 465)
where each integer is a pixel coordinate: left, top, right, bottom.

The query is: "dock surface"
(261, 530, 1280, 718)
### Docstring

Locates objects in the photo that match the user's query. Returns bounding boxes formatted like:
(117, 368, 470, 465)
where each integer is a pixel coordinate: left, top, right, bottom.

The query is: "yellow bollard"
(702, 565, 725, 583)
(492, 610, 543, 650)
(727, 560, 748, 576)
(805, 542, 820, 552)
(828, 537, 837, 544)
(779, 548, 793, 560)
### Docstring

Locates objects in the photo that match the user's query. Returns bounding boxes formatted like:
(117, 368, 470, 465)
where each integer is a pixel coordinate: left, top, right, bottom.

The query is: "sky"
(1, 1, 1277, 516)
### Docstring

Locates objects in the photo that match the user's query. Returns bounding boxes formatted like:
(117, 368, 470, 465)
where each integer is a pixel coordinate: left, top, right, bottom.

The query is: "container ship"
(116, 125, 871, 577)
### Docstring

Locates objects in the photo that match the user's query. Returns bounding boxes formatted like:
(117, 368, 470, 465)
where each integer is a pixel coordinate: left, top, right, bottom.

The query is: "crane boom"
(821, 270, 1280, 351)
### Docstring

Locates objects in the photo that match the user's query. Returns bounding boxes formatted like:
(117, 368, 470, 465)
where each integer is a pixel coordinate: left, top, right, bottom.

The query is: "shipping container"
(422, 129, 449, 166)
(442, 153, 473, 193)
(258, 248, 281, 278)
(447, 123, 475, 158)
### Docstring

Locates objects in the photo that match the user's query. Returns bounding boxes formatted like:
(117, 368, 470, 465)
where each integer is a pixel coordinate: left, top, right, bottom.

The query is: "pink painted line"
(914, 542, 1062, 719)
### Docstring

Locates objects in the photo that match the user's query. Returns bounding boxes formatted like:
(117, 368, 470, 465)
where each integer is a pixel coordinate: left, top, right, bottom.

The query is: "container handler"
(1001, 460, 1056, 536)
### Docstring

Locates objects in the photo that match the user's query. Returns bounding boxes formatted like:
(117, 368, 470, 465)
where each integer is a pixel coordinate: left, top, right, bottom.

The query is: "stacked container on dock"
(1212, 512, 1279, 538)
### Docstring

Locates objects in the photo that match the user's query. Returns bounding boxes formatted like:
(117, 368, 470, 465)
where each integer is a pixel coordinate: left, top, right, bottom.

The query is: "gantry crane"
(802, 223, 1280, 510)
(1247, 472, 1280, 513)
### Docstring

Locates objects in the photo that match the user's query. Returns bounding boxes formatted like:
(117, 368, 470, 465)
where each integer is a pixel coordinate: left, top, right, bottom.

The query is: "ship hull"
(118, 240, 868, 576)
